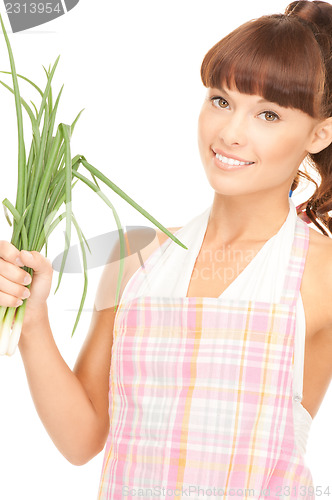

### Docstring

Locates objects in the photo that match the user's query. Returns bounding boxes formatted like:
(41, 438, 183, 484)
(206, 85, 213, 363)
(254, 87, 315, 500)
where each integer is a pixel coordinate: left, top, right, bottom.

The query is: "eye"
(210, 96, 230, 109)
(258, 111, 280, 122)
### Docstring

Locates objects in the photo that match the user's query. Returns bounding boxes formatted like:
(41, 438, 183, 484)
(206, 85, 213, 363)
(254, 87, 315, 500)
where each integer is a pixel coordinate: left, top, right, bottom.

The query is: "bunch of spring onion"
(0, 15, 187, 356)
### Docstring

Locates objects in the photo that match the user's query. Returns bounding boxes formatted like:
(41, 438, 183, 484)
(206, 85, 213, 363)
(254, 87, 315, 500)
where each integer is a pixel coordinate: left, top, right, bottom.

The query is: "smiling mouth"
(215, 152, 254, 166)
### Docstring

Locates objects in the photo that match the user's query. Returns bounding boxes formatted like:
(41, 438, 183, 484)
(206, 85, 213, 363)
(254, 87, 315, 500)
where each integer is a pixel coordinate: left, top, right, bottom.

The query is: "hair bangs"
(201, 15, 325, 118)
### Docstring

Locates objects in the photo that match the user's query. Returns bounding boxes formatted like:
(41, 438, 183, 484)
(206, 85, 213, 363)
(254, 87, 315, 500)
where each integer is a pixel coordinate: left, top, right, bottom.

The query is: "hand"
(0, 241, 53, 324)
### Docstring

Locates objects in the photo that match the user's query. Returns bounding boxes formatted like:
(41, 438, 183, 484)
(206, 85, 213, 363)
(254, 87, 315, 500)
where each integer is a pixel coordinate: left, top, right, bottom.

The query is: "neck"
(206, 191, 291, 247)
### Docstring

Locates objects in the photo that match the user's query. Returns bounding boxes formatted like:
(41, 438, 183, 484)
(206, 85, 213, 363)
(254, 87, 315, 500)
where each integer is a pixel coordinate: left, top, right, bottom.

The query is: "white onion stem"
(0, 307, 15, 355)
(7, 319, 23, 356)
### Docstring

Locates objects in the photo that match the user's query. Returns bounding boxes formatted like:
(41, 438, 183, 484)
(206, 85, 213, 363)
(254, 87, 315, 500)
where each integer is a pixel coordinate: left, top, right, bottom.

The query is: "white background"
(0, 1, 331, 499)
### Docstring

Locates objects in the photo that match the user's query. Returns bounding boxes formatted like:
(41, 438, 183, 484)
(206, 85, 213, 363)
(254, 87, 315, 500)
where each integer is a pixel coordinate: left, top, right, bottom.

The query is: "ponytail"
(286, 1, 332, 236)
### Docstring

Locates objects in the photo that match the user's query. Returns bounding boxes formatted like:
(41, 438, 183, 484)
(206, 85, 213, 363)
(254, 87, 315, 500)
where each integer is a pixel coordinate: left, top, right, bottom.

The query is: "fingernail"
(16, 299, 23, 307)
(24, 275, 32, 285)
(21, 250, 32, 258)
(16, 257, 24, 267)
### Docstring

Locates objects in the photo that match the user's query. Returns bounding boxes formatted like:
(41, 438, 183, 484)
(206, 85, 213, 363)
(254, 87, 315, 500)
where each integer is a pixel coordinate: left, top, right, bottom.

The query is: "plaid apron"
(97, 214, 315, 499)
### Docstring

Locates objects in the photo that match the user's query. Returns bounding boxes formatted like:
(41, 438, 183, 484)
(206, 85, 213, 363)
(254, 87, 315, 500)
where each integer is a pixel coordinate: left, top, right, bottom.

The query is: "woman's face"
(198, 85, 320, 198)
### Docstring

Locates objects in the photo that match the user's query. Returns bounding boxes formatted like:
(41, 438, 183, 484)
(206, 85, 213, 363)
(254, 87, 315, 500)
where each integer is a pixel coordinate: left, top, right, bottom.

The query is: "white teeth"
(215, 153, 253, 166)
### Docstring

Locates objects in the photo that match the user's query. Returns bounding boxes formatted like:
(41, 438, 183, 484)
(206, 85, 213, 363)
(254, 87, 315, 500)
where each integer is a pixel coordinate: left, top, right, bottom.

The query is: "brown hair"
(200, 1, 332, 236)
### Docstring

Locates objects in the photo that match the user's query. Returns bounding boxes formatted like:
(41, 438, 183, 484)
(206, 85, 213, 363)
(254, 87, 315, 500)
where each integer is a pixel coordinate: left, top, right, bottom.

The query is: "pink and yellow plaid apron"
(98, 215, 315, 499)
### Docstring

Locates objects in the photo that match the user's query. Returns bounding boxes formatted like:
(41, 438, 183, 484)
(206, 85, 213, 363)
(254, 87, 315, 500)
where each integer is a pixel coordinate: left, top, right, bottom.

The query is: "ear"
(307, 117, 332, 154)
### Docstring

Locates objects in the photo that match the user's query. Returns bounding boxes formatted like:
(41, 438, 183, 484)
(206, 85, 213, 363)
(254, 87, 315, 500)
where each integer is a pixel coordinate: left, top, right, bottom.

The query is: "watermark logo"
(3, 0, 80, 33)
(51, 226, 157, 273)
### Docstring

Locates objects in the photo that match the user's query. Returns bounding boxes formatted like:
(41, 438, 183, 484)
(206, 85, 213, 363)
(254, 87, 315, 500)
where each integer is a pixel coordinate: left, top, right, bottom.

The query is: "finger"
(0, 240, 24, 267)
(0, 289, 25, 308)
(0, 274, 31, 303)
(0, 258, 32, 286)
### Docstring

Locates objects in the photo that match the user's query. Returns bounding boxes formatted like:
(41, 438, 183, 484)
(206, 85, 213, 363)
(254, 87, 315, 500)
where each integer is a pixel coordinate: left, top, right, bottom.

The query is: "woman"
(0, 0, 332, 497)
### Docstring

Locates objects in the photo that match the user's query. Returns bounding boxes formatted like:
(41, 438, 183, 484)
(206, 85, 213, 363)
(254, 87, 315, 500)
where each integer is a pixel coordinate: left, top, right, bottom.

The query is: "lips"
(212, 148, 256, 172)
(215, 153, 253, 166)
(212, 148, 254, 164)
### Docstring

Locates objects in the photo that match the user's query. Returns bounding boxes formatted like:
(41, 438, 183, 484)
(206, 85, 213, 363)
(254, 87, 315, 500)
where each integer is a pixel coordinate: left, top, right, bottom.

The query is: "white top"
(124, 197, 312, 456)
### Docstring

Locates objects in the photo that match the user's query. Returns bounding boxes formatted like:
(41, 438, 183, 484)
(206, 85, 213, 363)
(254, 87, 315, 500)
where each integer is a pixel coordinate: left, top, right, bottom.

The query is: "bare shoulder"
(124, 226, 183, 281)
(156, 227, 183, 246)
(303, 225, 332, 332)
(306, 225, 332, 273)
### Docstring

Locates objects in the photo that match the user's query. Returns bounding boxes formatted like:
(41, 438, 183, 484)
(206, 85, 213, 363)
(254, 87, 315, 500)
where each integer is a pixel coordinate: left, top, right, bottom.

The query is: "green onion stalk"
(0, 15, 187, 356)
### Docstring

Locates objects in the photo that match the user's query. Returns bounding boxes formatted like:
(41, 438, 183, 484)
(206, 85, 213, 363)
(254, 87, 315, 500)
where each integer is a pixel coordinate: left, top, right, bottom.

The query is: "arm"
(18, 303, 111, 466)
(17, 244, 123, 466)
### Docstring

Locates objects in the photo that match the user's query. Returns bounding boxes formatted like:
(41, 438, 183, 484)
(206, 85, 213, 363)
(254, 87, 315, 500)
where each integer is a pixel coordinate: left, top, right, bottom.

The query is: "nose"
(219, 112, 247, 147)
